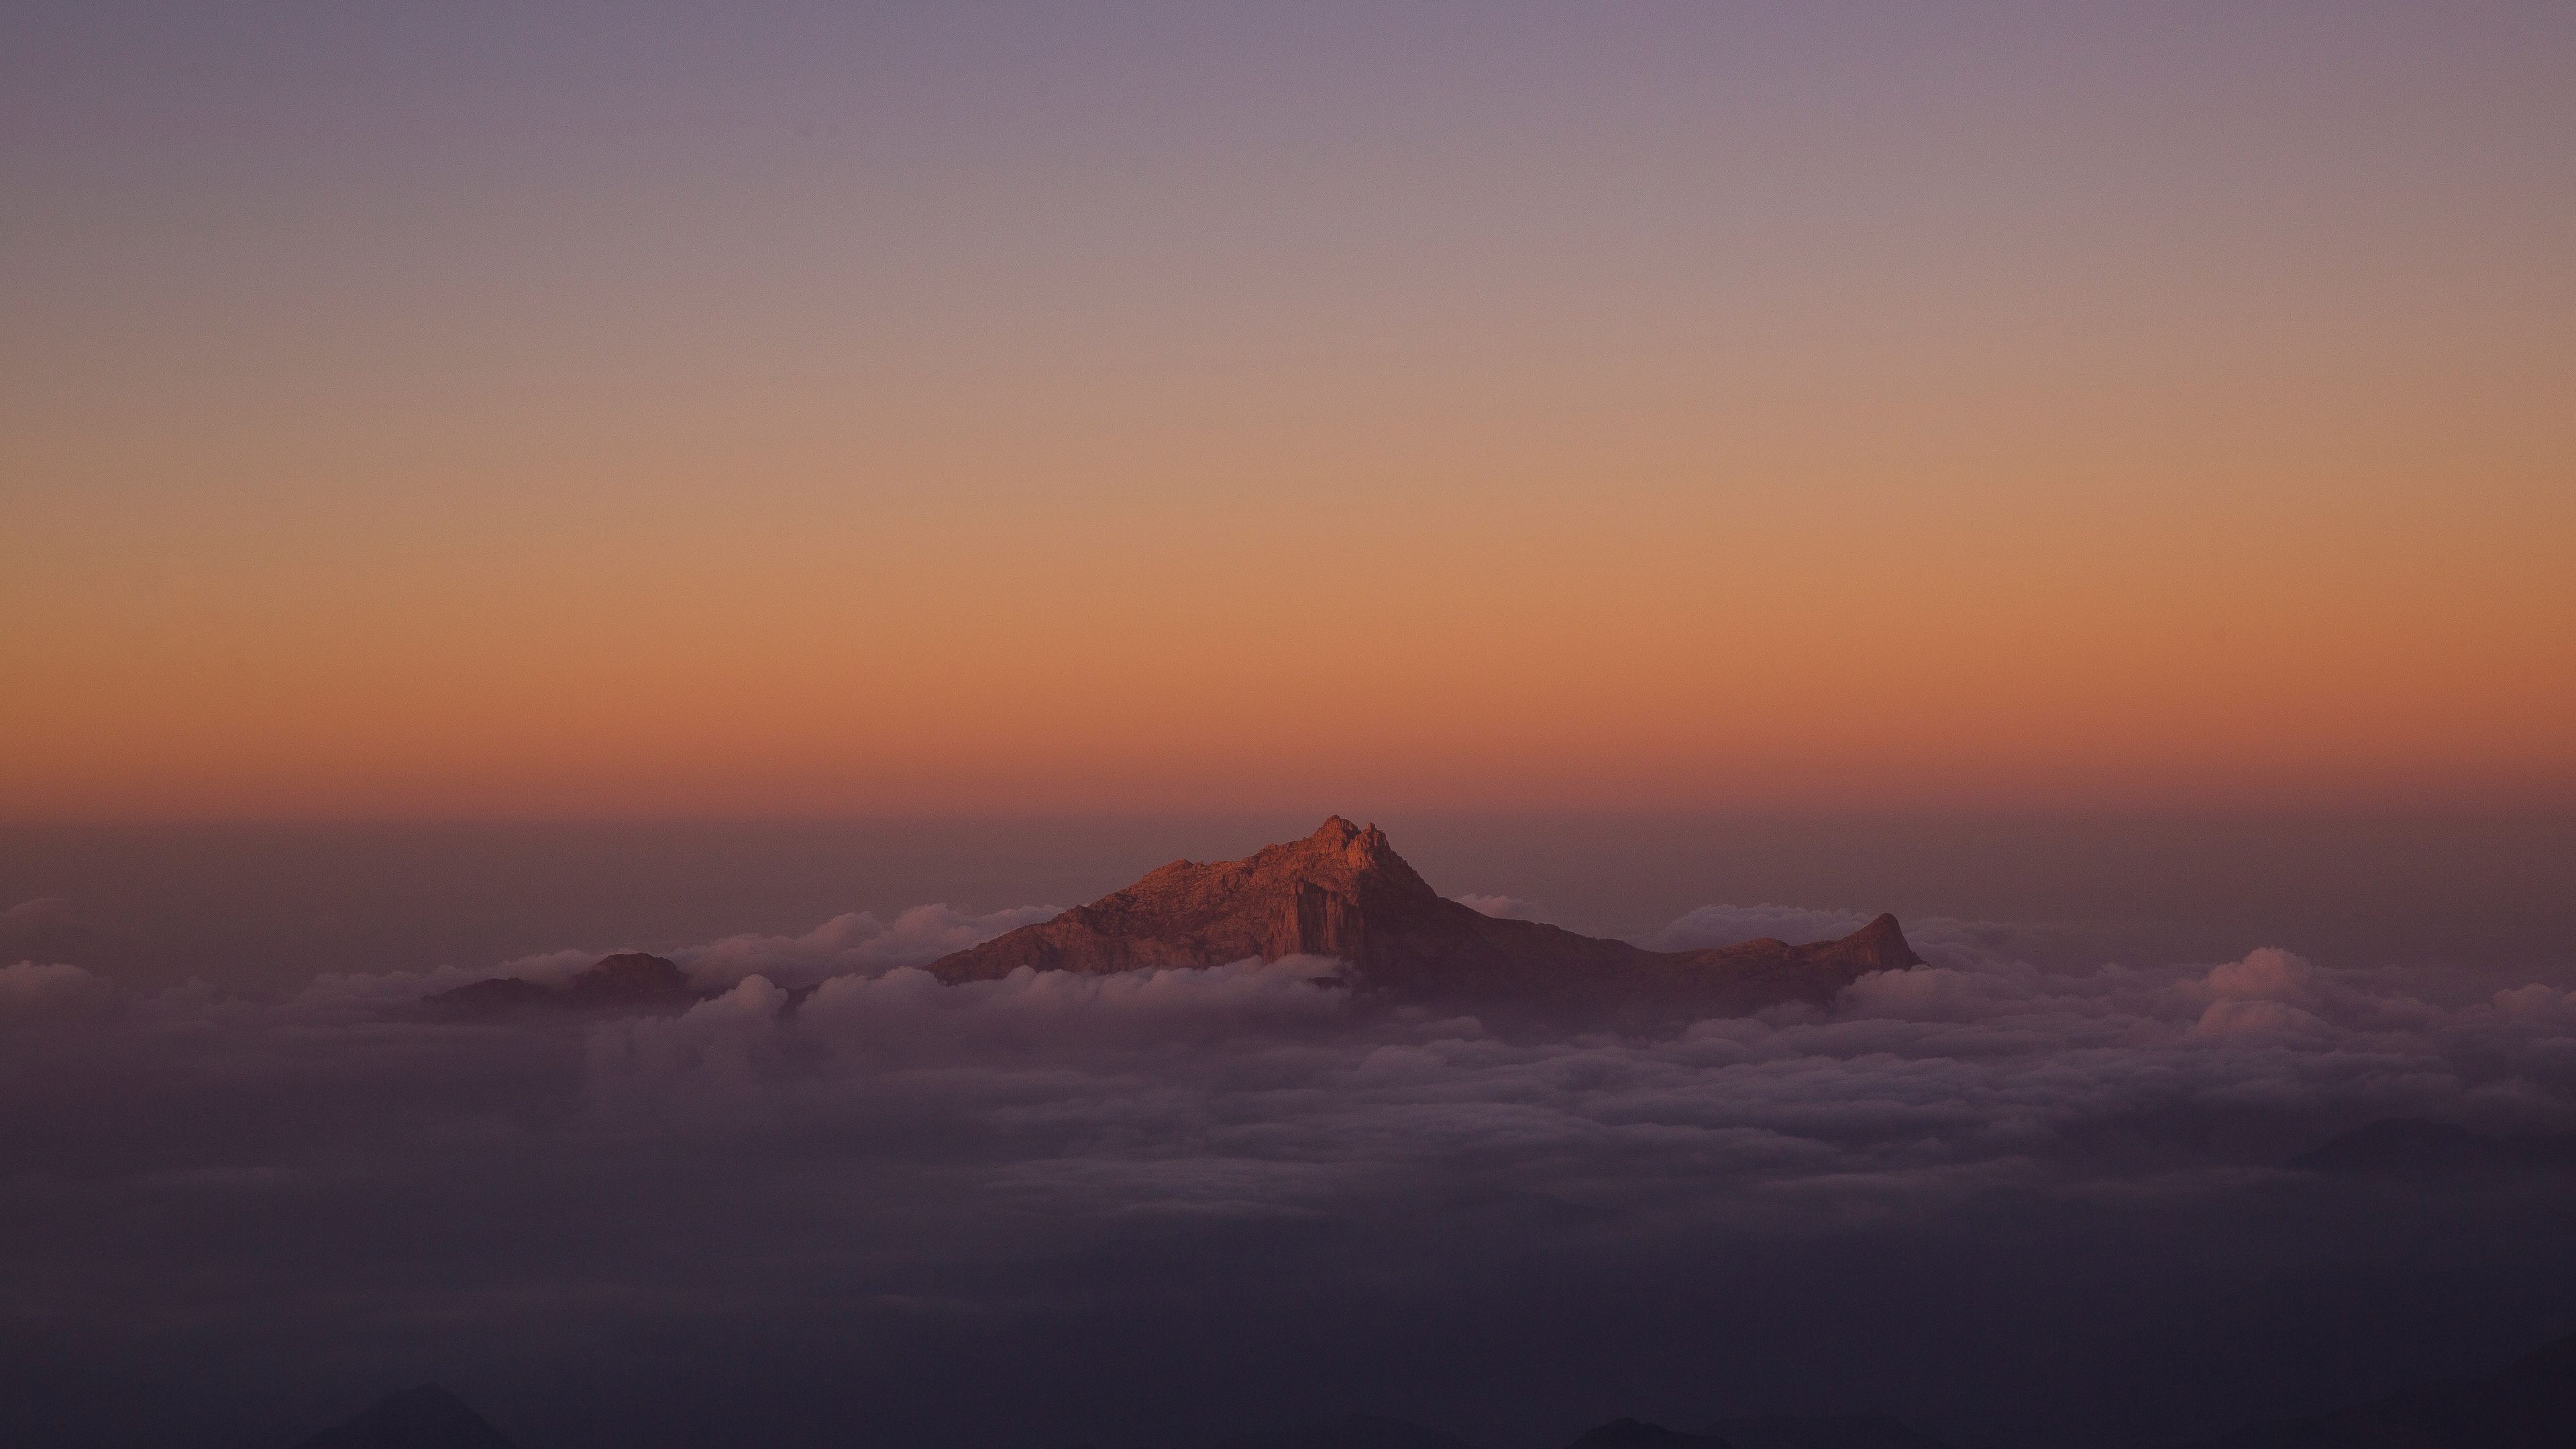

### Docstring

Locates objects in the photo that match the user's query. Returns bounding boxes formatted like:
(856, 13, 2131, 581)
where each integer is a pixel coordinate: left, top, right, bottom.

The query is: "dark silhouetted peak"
(566, 951, 693, 1005)
(1704, 1411, 1961, 1449)
(427, 951, 706, 1016)
(289, 1383, 520, 1449)
(924, 818, 1925, 1015)
(2500, 1325, 2576, 1387)
(1563, 1419, 1733, 1449)
(424, 976, 559, 1016)
(1212, 1411, 1481, 1449)
(2182, 1320, 2576, 1448)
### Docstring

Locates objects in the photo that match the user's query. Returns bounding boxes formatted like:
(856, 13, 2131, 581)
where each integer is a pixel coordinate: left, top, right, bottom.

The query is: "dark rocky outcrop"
(2186, 1327, 2576, 1448)
(1702, 1412, 1959, 1449)
(1561, 1420, 1733, 1449)
(1213, 1413, 1482, 1449)
(427, 951, 704, 1017)
(288, 1384, 519, 1449)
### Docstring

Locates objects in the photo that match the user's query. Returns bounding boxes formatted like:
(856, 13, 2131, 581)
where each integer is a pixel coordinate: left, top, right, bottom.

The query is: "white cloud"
(17, 907, 2576, 1244)
(2191, 998, 2330, 1038)
(1, 897, 74, 930)
(1456, 894, 1548, 921)
(6, 898, 2573, 1449)
(2197, 947, 2322, 1004)
(1647, 904, 1870, 951)
(0, 959, 111, 1012)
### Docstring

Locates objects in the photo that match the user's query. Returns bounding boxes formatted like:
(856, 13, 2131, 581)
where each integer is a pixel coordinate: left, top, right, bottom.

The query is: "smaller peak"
(568, 952, 695, 1003)
(384, 1383, 464, 1405)
(582, 951, 682, 979)
(1322, 815, 1387, 858)
(1308, 815, 1391, 851)
(2506, 1324, 2576, 1381)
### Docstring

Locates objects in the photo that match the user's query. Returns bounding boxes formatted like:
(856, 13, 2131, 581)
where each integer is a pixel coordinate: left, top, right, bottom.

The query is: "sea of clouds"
(4, 896, 2574, 1449)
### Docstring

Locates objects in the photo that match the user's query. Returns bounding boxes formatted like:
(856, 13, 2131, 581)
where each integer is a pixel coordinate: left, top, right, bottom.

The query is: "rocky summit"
(924, 816, 1922, 1013)
(428, 951, 706, 1016)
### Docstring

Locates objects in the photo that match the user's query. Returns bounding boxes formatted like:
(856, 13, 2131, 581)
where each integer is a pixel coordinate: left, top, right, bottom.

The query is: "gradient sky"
(5, 1, 2571, 820)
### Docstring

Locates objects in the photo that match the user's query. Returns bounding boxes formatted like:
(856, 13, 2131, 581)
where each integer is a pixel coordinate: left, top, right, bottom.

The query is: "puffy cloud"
(2197, 947, 2322, 1004)
(0, 897, 88, 963)
(793, 953, 1350, 1057)
(0, 959, 111, 1012)
(1648, 904, 1872, 951)
(1, 897, 74, 932)
(480, 946, 600, 985)
(2191, 998, 2330, 1038)
(4, 901, 2574, 1449)
(557, 904, 1066, 990)
(2492, 983, 2575, 1018)
(587, 976, 796, 1108)
(1456, 894, 1549, 921)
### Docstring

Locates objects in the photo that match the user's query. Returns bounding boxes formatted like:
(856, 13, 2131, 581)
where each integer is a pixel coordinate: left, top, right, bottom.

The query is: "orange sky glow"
(5, 5, 2571, 820)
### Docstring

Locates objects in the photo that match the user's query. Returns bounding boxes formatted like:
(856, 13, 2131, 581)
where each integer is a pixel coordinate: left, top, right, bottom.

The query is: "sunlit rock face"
(925, 816, 1923, 1014)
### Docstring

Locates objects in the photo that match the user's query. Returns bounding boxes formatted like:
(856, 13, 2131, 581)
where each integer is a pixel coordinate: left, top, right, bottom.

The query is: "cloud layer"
(3, 903, 2573, 1449)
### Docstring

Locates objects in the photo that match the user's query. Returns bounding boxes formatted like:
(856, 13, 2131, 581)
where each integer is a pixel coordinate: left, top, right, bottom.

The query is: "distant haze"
(5, 812, 2574, 1449)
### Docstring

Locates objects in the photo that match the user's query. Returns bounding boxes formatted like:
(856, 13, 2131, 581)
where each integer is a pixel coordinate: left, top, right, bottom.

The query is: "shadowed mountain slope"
(2186, 1327, 2576, 1448)
(1703, 1413, 1959, 1449)
(1193, 1413, 1959, 1449)
(1562, 1420, 1734, 1449)
(288, 1385, 520, 1449)
(1210, 1413, 1483, 1449)
(427, 951, 705, 1016)
(926, 817, 1921, 1013)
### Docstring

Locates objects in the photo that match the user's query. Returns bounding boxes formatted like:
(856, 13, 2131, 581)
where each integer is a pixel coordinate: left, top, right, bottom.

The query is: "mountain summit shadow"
(1562, 1420, 1734, 1449)
(1211, 1413, 1482, 1449)
(287, 1385, 520, 1449)
(427, 951, 706, 1017)
(1703, 1412, 1961, 1449)
(926, 816, 1922, 1014)
(2186, 1326, 2576, 1448)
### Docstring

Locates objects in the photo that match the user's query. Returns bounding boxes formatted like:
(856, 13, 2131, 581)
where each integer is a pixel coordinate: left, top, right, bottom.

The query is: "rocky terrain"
(926, 816, 1923, 1013)
(427, 951, 706, 1016)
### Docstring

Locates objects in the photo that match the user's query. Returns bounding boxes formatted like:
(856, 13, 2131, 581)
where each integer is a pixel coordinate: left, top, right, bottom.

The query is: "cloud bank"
(3, 902, 2572, 1449)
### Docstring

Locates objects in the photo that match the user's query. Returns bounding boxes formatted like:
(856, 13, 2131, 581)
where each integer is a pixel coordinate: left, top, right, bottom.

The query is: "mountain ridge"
(924, 816, 1922, 1012)
(427, 951, 706, 1016)
(420, 818, 1925, 1018)
(2182, 1326, 2576, 1448)
(286, 1384, 519, 1449)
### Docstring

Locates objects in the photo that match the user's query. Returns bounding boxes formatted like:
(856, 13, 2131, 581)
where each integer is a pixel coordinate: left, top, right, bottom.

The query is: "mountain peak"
(1564, 1419, 1733, 1449)
(1307, 814, 1385, 854)
(290, 1383, 521, 1449)
(926, 818, 1922, 1013)
(427, 951, 704, 1016)
(1847, 913, 1925, 971)
(1266, 815, 1432, 898)
(568, 951, 692, 1004)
